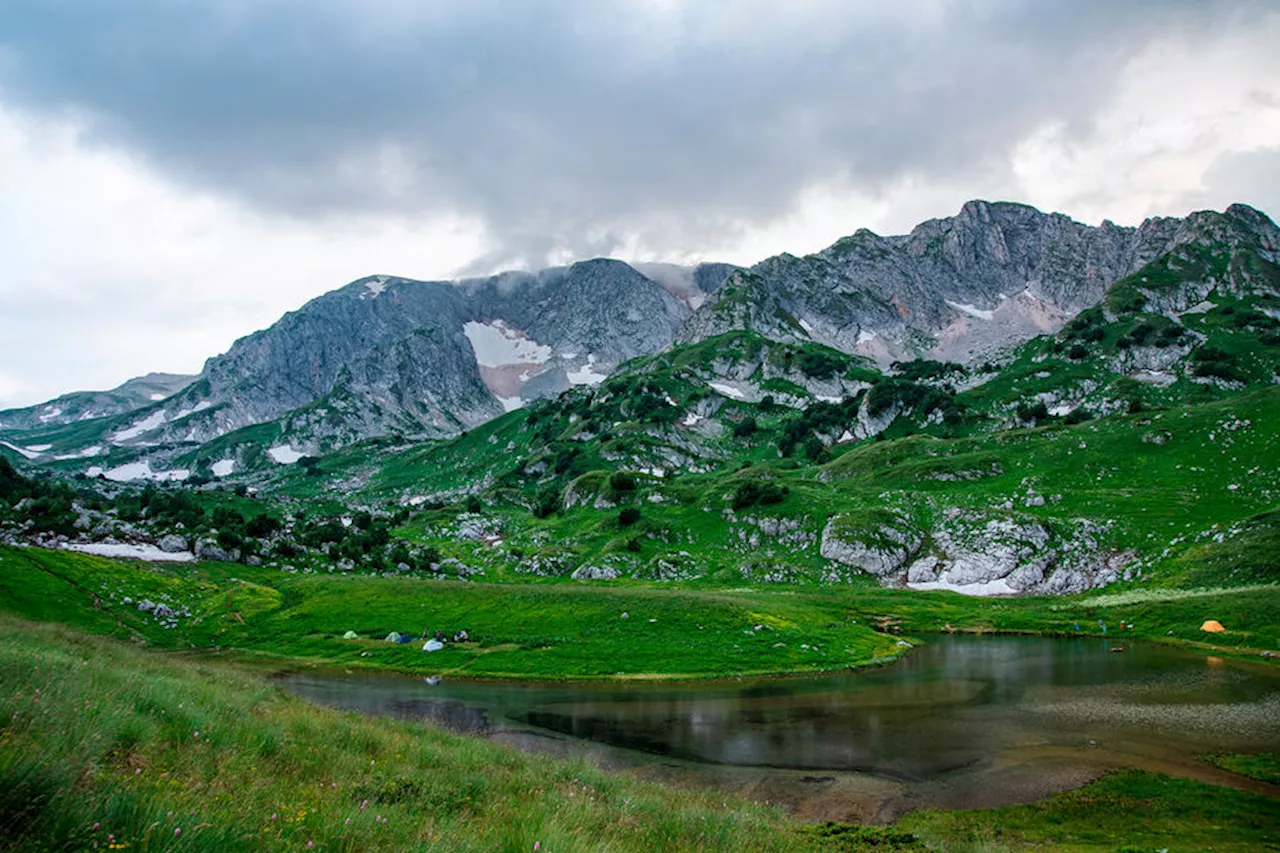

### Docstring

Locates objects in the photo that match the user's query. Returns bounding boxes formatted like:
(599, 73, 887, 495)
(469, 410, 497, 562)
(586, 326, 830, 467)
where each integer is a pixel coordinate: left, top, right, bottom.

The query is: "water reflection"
(279, 637, 1280, 788)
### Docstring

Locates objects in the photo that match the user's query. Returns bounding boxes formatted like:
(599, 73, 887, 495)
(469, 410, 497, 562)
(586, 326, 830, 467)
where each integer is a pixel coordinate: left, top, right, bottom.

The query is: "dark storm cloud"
(0, 0, 1267, 261)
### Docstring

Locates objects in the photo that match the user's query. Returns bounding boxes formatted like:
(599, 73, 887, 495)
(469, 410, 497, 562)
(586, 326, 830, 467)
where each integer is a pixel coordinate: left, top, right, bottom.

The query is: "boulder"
(157, 534, 189, 553)
(820, 512, 921, 576)
(194, 539, 240, 563)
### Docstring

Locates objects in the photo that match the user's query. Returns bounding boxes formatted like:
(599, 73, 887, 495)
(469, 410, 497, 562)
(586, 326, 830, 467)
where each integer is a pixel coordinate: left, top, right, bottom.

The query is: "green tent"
(342, 630, 359, 640)
(385, 632, 400, 642)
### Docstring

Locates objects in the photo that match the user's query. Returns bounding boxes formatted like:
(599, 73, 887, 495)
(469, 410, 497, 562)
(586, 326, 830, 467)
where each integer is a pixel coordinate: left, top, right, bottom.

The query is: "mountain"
(0, 372, 196, 441)
(1, 199, 1278, 600)
(2, 201, 1276, 484)
(681, 200, 1279, 365)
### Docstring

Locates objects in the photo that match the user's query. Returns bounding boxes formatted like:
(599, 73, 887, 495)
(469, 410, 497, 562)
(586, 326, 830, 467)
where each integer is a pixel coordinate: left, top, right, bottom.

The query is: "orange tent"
(1200, 620, 1226, 633)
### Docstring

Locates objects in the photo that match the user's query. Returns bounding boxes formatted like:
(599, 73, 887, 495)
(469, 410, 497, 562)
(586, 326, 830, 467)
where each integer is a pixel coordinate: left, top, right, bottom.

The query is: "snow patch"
(908, 577, 1017, 596)
(0, 440, 41, 460)
(149, 393, 165, 401)
(103, 461, 189, 482)
(362, 275, 390, 299)
(37, 407, 62, 423)
(681, 411, 704, 427)
(63, 542, 196, 563)
(268, 445, 305, 464)
(497, 395, 525, 412)
(85, 466, 104, 478)
(709, 382, 746, 399)
(112, 409, 167, 442)
(172, 400, 212, 420)
(856, 330, 877, 345)
(464, 320, 552, 368)
(945, 300, 995, 321)
(54, 445, 103, 461)
(799, 318, 815, 335)
(815, 394, 843, 404)
(211, 459, 236, 477)
(24, 444, 52, 453)
(566, 354, 608, 386)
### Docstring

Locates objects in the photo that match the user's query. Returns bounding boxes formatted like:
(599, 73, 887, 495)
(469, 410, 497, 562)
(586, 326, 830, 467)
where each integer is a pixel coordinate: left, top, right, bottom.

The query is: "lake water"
(278, 636, 1280, 822)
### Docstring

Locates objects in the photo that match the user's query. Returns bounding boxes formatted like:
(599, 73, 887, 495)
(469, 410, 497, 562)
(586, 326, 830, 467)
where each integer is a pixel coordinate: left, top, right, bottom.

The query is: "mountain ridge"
(2, 200, 1276, 481)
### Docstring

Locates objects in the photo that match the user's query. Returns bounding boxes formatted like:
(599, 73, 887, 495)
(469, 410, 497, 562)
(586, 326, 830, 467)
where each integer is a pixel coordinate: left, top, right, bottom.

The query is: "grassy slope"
(316, 389, 1280, 598)
(0, 616, 806, 853)
(2, 545, 1275, 684)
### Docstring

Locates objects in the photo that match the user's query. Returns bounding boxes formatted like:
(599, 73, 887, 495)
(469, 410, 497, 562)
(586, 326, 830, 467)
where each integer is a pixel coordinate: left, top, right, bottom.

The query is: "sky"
(1, 0, 1278, 409)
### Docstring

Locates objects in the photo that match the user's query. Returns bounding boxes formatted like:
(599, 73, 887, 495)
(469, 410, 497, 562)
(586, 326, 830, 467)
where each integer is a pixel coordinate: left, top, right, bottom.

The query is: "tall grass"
(0, 616, 808, 852)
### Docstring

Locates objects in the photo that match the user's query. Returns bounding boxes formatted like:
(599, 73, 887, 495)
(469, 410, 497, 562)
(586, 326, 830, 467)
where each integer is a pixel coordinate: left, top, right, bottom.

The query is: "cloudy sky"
(1, 0, 1278, 408)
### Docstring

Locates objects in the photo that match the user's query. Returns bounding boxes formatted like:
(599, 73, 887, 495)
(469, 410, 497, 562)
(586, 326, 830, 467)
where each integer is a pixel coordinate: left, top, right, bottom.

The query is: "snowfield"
(268, 445, 305, 464)
(566, 355, 608, 386)
(103, 461, 190, 483)
(63, 542, 196, 562)
(908, 577, 1017, 596)
(708, 382, 746, 399)
(112, 410, 167, 442)
(463, 320, 552, 368)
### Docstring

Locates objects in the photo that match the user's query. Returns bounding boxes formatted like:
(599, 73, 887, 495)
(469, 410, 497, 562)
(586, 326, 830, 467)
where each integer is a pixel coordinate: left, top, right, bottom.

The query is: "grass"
(902, 770, 1280, 852)
(0, 615, 810, 853)
(1, 544, 1276, 685)
(1204, 753, 1280, 785)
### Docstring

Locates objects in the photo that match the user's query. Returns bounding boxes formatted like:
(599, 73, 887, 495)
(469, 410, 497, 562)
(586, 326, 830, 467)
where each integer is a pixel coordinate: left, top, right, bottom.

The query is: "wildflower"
(535, 844, 541, 851)
(174, 828, 181, 836)
(93, 823, 100, 831)
(308, 843, 314, 849)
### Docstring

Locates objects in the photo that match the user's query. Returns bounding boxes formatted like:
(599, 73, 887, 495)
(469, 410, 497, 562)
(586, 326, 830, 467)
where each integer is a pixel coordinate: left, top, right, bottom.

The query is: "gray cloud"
(0, 0, 1269, 264)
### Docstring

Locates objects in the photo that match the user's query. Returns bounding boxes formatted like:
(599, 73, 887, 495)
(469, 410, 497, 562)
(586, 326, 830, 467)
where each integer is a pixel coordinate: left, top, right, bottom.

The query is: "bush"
(1190, 346, 1244, 381)
(1015, 401, 1050, 423)
(608, 472, 637, 493)
(730, 479, 789, 510)
(1064, 407, 1091, 425)
(732, 417, 758, 438)
(618, 507, 641, 526)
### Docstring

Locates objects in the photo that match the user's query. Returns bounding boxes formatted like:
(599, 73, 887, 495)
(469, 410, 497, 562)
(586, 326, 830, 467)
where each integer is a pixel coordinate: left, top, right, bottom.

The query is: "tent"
(396, 634, 414, 644)
(343, 630, 359, 640)
(424, 639, 444, 652)
(1200, 620, 1226, 633)
(385, 632, 400, 643)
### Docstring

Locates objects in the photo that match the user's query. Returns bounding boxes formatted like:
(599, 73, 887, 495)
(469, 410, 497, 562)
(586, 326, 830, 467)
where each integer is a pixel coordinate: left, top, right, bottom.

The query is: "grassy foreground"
(0, 616, 805, 853)
(2, 616, 1279, 852)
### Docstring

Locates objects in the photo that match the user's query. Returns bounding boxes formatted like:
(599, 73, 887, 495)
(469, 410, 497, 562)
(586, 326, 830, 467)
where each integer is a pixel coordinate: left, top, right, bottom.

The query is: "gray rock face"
(681, 201, 1280, 366)
(822, 509, 1129, 596)
(78, 259, 732, 456)
(570, 564, 621, 580)
(820, 512, 921, 576)
(0, 373, 196, 433)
